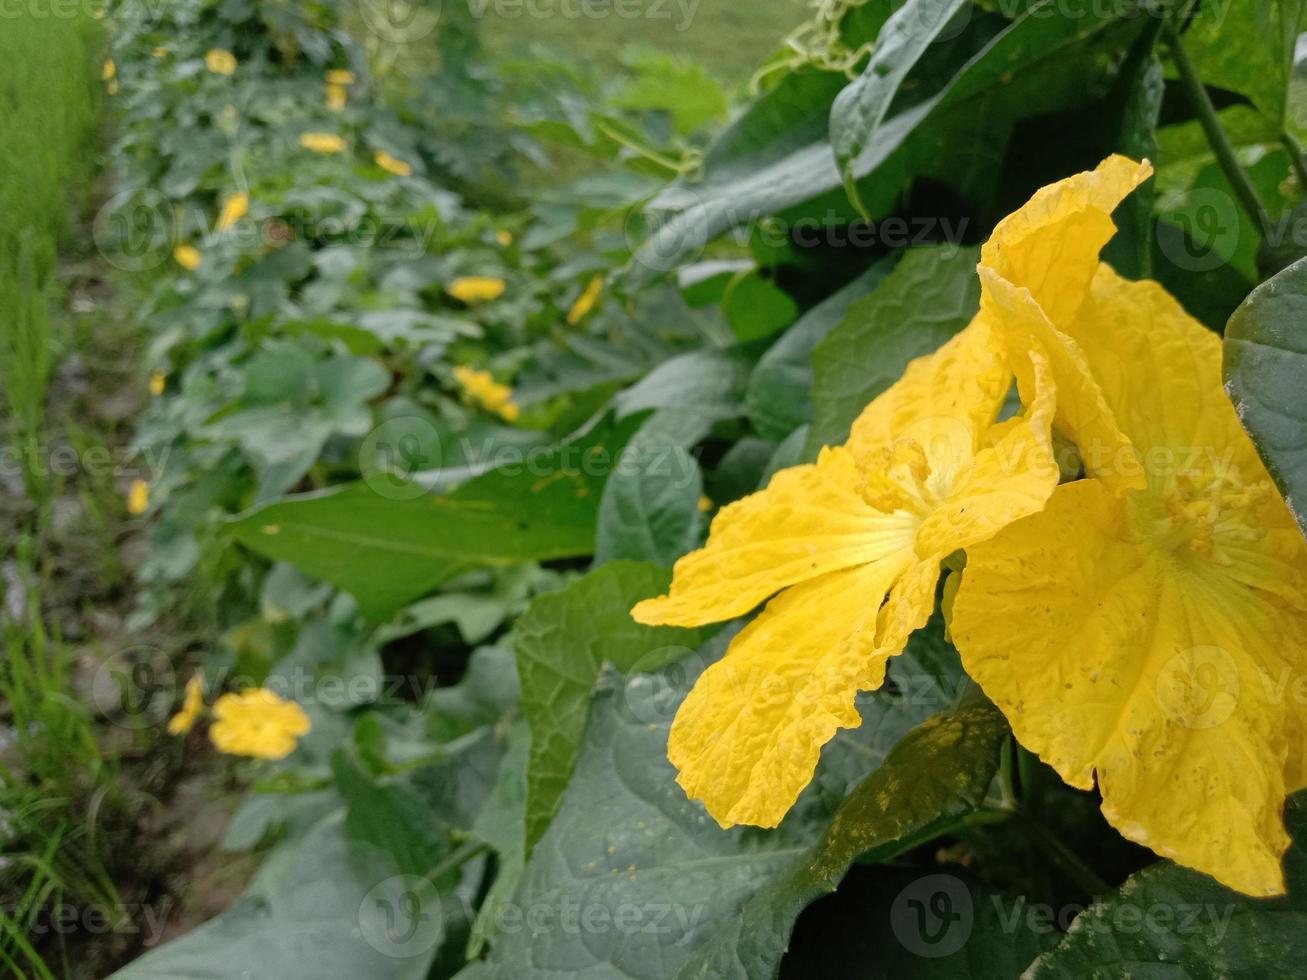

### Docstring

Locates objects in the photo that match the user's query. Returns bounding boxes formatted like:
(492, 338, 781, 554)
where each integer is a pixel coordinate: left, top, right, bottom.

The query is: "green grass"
(0, 13, 113, 978)
(0, 13, 101, 505)
(477, 0, 812, 88)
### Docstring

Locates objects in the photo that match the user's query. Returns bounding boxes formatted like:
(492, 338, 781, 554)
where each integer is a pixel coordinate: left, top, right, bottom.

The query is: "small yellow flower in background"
(453, 366, 520, 423)
(325, 83, 348, 112)
(496, 229, 513, 247)
(209, 689, 311, 760)
(566, 275, 604, 326)
(173, 244, 203, 270)
(374, 150, 413, 177)
(107, 79, 119, 96)
(325, 69, 356, 86)
(149, 371, 166, 396)
(446, 275, 506, 305)
(216, 191, 249, 232)
(167, 674, 204, 736)
(102, 59, 116, 81)
(126, 479, 150, 515)
(697, 495, 713, 513)
(152, 47, 169, 59)
(299, 132, 347, 155)
(205, 49, 237, 76)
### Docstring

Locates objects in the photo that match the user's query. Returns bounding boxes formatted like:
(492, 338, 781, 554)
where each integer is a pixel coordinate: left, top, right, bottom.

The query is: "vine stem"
(1163, 20, 1272, 239)
(1010, 810, 1111, 898)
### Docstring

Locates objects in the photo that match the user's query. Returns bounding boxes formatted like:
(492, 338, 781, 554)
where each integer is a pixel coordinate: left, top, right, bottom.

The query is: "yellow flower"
(149, 371, 166, 396)
(173, 244, 203, 270)
(950, 157, 1307, 898)
(697, 495, 713, 513)
(102, 59, 116, 81)
(325, 69, 356, 86)
(205, 49, 237, 76)
(566, 275, 604, 326)
(326, 82, 348, 111)
(209, 689, 311, 760)
(216, 192, 248, 232)
(496, 229, 513, 247)
(106, 79, 119, 97)
(126, 479, 149, 515)
(374, 150, 414, 177)
(152, 47, 169, 59)
(299, 132, 347, 155)
(446, 275, 506, 305)
(629, 188, 1098, 827)
(167, 674, 204, 736)
(453, 366, 520, 423)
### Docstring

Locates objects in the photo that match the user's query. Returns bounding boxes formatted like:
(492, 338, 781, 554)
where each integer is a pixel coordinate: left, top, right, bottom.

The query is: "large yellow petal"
(846, 317, 1010, 491)
(668, 557, 911, 828)
(1067, 264, 1264, 482)
(953, 479, 1307, 896)
(980, 154, 1152, 329)
(632, 446, 917, 628)
(915, 345, 1059, 557)
(978, 265, 1142, 493)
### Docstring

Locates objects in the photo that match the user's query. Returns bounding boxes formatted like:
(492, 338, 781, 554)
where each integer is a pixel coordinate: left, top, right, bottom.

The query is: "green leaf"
(228, 414, 643, 620)
(676, 692, 1010, 979)
(333, 750, 449, 879)
(807, 245, 979, 453)
(514, 561, 707, 855)
(723, 270, 799, 342)
(745, 258, 897, 442)
(639, 3, 1145, 272)
(1224, 254, 1307, 537)
(612, 48, 729, 135)
(829, 0, 970, 213)
(474, 622, 966, 979)
(1182, 0, 1304, 126)
(112, 813, 442, 980)
(595, 409, 709, 567)
(1026, 789, 1307, 977)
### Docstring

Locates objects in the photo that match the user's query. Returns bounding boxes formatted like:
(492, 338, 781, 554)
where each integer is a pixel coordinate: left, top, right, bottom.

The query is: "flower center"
(855, 439, 936, 516)
(1147, 469, 1273, 560)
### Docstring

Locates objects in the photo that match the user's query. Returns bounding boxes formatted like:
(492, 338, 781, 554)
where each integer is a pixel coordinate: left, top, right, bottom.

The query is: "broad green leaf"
(615, 346, 756, 420)
(112, 813, 442, 980)
(723, 270, 798, 342)
(1026, 789, 1307, 977)
(829, 0, 970, 212)
(676, 692, 1010, 979)
(807, 245, 979, 453)
(640, 2, 1145, 273)
(514, 561, 707, 855)
(472, 623, 965, 979)
(1224, 255, 1307, 536)
(333, 750, 449, 879)
(1182, 0, 1304, 125)
(745, 257, 896, 442)
(595, 409, 710, 567)
(228, 414, 643, 620)
(612, 49, 729, 135)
